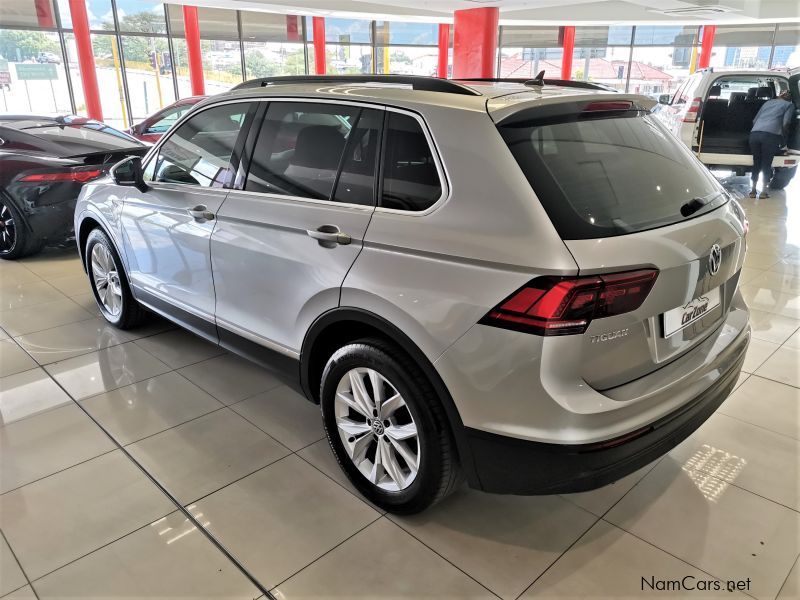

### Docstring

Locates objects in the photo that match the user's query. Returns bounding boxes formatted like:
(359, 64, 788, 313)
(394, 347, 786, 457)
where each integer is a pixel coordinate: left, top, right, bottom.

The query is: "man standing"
(749, 89, 795, 199)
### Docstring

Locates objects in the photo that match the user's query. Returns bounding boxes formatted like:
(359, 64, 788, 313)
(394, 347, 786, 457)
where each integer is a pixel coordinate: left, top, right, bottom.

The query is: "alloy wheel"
(334, 367, 420, 491)
(0, 203, 16, 254)
(91, 243, 123, 316)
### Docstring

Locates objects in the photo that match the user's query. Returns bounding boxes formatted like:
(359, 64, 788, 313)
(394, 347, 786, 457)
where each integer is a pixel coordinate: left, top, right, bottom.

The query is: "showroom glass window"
(118, 1, 176, 124)
(324, 17, 373, 74)
(629, 25, 699, 97)
(146, 102, 251, 188)
(374, 21, 439, 76)
(242, 12, 306, 79)
(498, 26, 562, 79)
(244, 101, 381, 203)
(380, 112, 442, 212)
(168, 5, 243, 95)
(710, 24, 776, 71)
(571, 26, 633, 91)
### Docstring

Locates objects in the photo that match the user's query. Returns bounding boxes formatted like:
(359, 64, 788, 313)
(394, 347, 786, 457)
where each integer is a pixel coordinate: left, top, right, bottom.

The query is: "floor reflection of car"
(0, 115, 146, 259)
(127, 96, 205, 143)
(655, 67, 800, 189)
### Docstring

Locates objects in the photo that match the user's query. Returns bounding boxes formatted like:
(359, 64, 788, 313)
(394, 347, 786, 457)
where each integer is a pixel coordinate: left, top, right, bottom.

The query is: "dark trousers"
(749, 130, 783, 187)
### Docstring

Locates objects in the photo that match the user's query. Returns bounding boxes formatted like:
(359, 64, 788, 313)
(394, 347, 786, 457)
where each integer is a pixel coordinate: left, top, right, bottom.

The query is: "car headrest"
(757, 86, 775, 99)
(746, 87, 758, 99)
(709, 85, 722, 97)
(291, 125, 345, 169)
(728, 92, 747, 105)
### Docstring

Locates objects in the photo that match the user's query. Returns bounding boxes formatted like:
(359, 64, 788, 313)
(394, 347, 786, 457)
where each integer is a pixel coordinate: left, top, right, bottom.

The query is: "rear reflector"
(682, 97, 702, 123)
(480, 269, 658, 336)
(19, 168, 103, 183)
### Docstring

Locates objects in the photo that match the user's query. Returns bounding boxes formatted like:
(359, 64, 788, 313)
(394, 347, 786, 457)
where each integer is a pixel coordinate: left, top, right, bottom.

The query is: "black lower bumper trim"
(465, 337, 747, 495)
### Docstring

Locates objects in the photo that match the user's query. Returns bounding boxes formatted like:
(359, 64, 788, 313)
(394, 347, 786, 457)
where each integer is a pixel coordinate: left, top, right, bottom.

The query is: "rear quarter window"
(380, 112, 443, 212)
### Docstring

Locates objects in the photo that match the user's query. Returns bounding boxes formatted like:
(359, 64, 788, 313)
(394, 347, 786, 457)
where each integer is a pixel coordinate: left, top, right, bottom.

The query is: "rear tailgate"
(565, 204, 745, 389)
(495, 94, 748, 390)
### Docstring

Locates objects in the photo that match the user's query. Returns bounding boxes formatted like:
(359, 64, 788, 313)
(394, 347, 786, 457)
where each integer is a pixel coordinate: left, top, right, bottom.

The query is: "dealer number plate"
(663, 287, 721, 337)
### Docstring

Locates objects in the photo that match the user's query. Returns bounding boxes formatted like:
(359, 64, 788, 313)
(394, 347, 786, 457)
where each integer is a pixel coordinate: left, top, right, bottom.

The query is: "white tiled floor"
(0, 174, 798, 599)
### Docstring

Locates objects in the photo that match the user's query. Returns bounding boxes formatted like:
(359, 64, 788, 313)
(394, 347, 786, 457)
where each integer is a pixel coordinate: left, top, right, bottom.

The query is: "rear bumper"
(463, 330, 748, 494)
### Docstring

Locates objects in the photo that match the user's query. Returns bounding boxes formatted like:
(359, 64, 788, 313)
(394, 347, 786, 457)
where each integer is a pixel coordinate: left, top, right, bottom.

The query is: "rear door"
(210, 100, 383, 354)
(121, 101, 256, 333)
(498, 103, 746, 390)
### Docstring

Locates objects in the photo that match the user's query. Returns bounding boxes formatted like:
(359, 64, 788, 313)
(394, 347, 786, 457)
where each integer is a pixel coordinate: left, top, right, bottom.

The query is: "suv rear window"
(498, 112, 727, 239)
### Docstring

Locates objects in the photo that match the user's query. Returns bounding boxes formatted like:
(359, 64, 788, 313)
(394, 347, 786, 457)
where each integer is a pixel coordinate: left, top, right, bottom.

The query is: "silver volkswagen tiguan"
(75, 75, 750, 514)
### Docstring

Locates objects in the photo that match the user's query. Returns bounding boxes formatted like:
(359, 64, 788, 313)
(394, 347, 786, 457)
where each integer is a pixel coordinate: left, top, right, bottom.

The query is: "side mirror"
(658, 93, 671, 105)
(112, 156, 148, 193)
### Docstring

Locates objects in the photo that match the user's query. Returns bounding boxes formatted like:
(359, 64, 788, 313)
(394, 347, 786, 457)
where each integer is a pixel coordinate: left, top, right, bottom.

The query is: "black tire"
(0, 201, 45, 260)
(320, 338, 460, 514)
(85, 228, 145, 329)
(769, 166, 797, 190)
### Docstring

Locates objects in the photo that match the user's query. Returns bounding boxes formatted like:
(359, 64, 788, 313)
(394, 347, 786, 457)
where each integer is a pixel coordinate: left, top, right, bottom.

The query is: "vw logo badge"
(708, 244, 722, 276)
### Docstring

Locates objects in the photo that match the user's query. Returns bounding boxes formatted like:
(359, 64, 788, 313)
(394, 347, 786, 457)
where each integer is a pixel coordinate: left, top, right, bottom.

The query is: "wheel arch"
(301, 307, 478, 486)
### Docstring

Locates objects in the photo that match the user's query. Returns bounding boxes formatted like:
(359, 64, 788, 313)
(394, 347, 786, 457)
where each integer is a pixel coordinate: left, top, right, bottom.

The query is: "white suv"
(655, 67, 799, 189)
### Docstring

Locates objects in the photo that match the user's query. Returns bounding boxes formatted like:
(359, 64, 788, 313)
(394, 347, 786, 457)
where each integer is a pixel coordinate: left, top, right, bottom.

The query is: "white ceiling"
(169, 0, 800, 24)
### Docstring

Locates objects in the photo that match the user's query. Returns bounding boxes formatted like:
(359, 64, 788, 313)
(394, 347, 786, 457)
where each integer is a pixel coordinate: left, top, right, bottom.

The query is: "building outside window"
(0, 0, 796, 127)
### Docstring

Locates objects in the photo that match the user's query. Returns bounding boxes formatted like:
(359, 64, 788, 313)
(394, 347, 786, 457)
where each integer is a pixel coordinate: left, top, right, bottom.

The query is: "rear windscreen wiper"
(681, 192, 723, 218)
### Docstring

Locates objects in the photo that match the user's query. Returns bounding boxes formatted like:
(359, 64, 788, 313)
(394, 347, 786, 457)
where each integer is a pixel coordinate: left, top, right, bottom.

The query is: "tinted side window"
(245, 102, 361, 200)
(380, 113, 442, 212)
(147, 103, 249, 188)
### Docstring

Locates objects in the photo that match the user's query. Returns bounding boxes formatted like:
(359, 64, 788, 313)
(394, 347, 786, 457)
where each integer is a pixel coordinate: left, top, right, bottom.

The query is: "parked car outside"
(127, 96, 205, 143)
(75, 75, 750, 514)
(654, 67, 799, 189)
(36, 52, 62, 64)
(0, 115, 146, 259)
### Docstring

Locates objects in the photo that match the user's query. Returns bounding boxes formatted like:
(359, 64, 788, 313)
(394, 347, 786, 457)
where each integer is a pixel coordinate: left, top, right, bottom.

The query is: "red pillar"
(183, 5, 205, 96)
(68, 0, 102, 121)
(313, 17, 326, 75)
(698, 25, 716, 70)
(437, 24, 450, 78)
(35, 0, 55, 28)
(560, 26, 575, 80)
(452, 7, 499, 79)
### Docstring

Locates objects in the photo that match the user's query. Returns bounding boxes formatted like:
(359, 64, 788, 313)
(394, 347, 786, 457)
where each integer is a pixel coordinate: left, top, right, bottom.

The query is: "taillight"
(480, 269, 658, 336)
(682, 97, 702, 123)
(19, 168, 103, 183)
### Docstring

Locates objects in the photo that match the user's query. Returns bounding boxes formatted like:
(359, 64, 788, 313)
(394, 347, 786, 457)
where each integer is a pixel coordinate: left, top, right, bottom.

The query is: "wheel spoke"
(387, 435, 419, 472)
(380, 393, 403, 418)
(336, 391, 369, 419)
(380, 439, 405, 487)
(349, 370, 375, 416)
(350, 432, 373, 464)
(385, 422, 417, 442)
(368, 441, 383, 484)
(336, 417, 371, 438)
(368, 369, 384, 411)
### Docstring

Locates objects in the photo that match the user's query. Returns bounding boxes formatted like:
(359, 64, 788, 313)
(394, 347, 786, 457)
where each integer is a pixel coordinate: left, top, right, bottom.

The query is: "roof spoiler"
(231, 75, 481, 97)
(457, 77, 619, 92)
